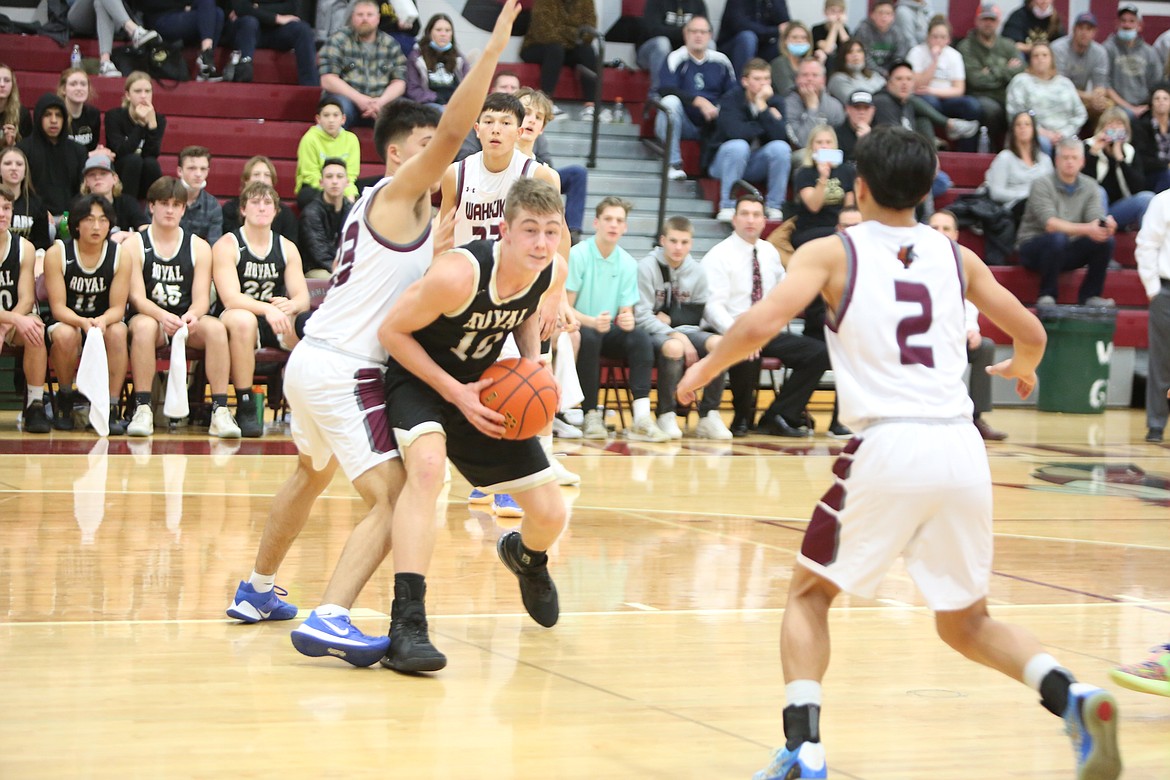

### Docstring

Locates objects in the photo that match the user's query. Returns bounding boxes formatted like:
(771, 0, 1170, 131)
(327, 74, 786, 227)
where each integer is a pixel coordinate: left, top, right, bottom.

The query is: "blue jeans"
(719, 30, 778, 82)
(557, 164, 587, 231)
(1017, 232, 1113, 301)
(1108, 190, 1154, 231)
(328, 93, 374, 129)
(228, 16, 319, 86)
(654, 95, 701, 167)
(145, 0, 223, 46)
(709, 139, 792, 209)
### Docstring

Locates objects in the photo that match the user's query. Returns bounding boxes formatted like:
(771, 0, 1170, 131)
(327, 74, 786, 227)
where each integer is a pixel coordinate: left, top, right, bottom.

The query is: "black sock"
(783, 704, 821, 750)
(518, 538, 548, 568)
(134, 391, 151, 409)
(1039, 668, 1074, 717)
(110, 402, 120, 417)
(211, 393, 228, 410)
(394, 572, 426, 602)
(235, 386, 252, 406)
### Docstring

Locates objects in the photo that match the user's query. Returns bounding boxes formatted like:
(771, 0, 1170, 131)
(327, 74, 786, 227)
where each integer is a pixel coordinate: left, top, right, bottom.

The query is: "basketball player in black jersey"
(0, 186, 50, 433)
(379, 177, 569, 634)
(43, 194, 132, 434)
(212, 181, 309, 437)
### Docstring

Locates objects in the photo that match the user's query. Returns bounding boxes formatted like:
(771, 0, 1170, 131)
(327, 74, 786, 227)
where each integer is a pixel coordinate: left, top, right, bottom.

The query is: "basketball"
(479, 357, 559, 440)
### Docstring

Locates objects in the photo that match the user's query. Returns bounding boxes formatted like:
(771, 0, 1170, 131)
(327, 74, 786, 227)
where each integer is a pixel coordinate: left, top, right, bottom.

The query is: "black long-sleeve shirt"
(104, 106, 166, 161)
(298, 195, 353, 274)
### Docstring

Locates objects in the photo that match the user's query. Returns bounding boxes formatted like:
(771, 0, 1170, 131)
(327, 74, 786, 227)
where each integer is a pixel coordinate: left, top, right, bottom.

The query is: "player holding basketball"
(677, 125, 1122, 780)
(225, 0, 524, 673)
(378, 177, 568, 633)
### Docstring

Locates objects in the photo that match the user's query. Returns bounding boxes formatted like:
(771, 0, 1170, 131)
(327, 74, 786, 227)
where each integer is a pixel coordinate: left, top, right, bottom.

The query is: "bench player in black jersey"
(0, 186, 50, 433)
(379, 177, 569, 634)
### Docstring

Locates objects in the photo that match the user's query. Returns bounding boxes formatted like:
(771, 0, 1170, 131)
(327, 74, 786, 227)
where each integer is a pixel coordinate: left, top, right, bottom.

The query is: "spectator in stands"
(515, 87, 589, 245)
(956, 3, 1024, 149)
(784, 58, 845, 149)
(104, 71, 165, 200)
(834, 89, 875, 160)
(212, 180, 309, 437)
(17, 94, 86, 218)
(226, 0, 319, 86)
(893, 0, 930, 46)
(43, 193, 132, 433)
(298, 157, 352, 278)
(67, 0, 159, 78)
(175, 145, 222, 244)
(1, 148, 50, 250)
(827, 39, 885, 105)
(79, 155, 147, 242)
(58, 69, 105, 155)
(790, 124, 854, 248)
(812, 0, 850, 68)
(521, 0, 600, 120)
(318, 0, 407, 129)
(567, 197, 670, 442)
(1135, 85, 1170, 194)
(123, 176, 240, 439)
(1104, 5, 1161, 121)
(769, 21, 813, 96)
(717, 0, 790, 79)
(295, 97, 360, 210)
(635, 215, 732, 440)
(221, 156, 297, 241)
(405, 14, 468, 109)
(1002, 0, 1063, 57)
(872, 60, 978, 147)
(1017, 137, 1115, 307)
(927, 208, 1009, 440)
(656, 16, 737, 181)
(852, 0, 912, 77)
(0, 185, 50, 434)
(707, 58, 791, 222)
(1084, 107, 1154, 232)
(985, 110, 1053, 224)
(377, 0, 420, 55)
(0, 65, 32, 150)
(1051, 13, 1111, 130)
(637, 0, 710, 93)
(907, 16, 981, 151)
(1135, 188, 1170, 443)
(1005, 42, 1085, 155)
(703, 192, 829, 436)
(133, 0, 225, 81)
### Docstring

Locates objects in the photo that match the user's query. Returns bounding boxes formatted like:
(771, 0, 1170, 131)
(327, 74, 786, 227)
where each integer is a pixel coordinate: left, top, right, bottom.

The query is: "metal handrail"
(578, 25, 604, 168)
(646, 96, 675, 244)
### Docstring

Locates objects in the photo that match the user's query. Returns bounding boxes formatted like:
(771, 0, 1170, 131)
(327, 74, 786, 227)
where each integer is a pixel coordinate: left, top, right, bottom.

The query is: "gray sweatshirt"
(635, 246, 711, 336)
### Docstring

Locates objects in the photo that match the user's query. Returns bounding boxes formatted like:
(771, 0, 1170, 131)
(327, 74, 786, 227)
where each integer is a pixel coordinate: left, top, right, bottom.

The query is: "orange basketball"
(479, 357, 560, 440)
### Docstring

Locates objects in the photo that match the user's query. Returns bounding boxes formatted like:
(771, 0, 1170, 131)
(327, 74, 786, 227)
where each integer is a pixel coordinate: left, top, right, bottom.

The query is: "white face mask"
(184, 178, 206, 192)
(1031, 3, 1054, 18)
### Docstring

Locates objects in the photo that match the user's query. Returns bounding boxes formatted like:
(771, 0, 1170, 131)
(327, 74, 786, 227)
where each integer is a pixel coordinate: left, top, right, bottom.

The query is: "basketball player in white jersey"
(227, 0, 524, 674)
(122, 176, 239, 439)
(0, 186, 50, 433)
(677, 126, 1122, 780)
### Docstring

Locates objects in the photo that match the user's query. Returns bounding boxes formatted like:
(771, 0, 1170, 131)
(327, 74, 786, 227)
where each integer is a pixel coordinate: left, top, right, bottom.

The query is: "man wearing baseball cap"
(81, 154, 147, 243)
(957, 3, 1024, 146)
(1105, 4, 1160, 119)
(835, 91, 875, 161)
(1051, 13, 1112, 128)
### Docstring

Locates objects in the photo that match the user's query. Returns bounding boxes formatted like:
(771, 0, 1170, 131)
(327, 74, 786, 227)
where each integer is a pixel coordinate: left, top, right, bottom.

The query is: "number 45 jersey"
(139, 227, 196, 315)
(829, 221, 973, 430)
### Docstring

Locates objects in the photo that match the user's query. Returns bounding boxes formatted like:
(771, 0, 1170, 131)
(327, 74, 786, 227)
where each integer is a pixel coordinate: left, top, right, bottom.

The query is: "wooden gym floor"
(0, 407, 1167, 779)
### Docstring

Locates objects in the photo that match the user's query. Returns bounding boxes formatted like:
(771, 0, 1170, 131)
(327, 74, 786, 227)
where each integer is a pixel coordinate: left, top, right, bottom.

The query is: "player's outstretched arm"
(963, 247, 1047, 399)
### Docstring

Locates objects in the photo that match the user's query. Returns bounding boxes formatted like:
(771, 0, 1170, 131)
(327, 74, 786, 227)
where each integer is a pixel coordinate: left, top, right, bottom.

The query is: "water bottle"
(610, 97, 628, 124)
(976, 126, 990, 154)
(70, 45, 82, 70)
(57, 212, 70, 242)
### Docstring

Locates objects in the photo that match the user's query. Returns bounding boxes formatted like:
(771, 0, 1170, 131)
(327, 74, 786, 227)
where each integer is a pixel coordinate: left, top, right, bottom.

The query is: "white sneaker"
(694, 410, 733, 440)
(209, 406, 242, 439)
(582, 408, 608, 439)
(598, 108, 613, 123)
(563, 407, 584, 427)
(549, 457, 581, 485)
(667, 165, 687, 181)
(765, 207, 784, 220)
(656, 411, 683, 439)
(98, 60, 122, 78)
(627, 415, 670, 442)
(580, 104, 595, 121)
(127, 404, 154, 437)
(716, 207, 735, 223)
(552, 416, 583, 439)
(129, 26, 159, 48)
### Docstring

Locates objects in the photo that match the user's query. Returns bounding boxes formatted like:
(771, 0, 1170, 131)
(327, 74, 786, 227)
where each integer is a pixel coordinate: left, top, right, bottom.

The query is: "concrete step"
(579, 175, 699, 198)
(545, 119, 644, 138)
(556, 156, 673, 174)
(547, 137, 657, 159)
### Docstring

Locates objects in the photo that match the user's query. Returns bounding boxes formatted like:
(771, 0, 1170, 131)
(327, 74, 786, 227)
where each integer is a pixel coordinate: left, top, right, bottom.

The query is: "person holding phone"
(1084, 107, 1154, 232)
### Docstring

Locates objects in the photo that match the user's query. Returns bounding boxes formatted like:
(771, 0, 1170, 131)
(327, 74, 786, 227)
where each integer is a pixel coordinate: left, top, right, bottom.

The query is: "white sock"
(315, 603, 350, 619)
(786, 680, 823, 707)
(539, 433, 553, 456)
(247, 570, 276, 593)
(1023, 653, 1060, 692)
(26, 385, 43, 406)
(632, 397, 651, 420)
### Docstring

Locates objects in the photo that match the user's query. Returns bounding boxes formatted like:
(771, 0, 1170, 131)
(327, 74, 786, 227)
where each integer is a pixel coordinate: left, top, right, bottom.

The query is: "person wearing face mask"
(1104, 5, 1161, 121)
(827, 39, 885, 105)
(173, 145, 222, 244)
(1002, 0, 1063, 57)
(769, 21, 813, 95)
(405, 14, 468, 109)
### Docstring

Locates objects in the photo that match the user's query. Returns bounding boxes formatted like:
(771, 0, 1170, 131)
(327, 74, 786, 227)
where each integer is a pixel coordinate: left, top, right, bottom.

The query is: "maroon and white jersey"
(451, 149, 537, 245)
(828, 221, 973, 430)
(303, 177, 433, 363)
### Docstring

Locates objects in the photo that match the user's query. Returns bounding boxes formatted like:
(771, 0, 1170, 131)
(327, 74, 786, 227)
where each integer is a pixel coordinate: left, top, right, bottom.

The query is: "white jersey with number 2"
(452, 149, 537, 246)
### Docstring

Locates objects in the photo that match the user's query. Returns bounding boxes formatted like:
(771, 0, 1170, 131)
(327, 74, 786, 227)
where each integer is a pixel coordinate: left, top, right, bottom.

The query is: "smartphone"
(813, 148, 844, 166)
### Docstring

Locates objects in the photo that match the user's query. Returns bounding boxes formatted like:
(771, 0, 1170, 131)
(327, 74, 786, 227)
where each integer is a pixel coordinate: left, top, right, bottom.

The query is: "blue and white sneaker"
(492, 493, 524, 518)
(468, 488, 492, 504)
(752, 742, 827, 780)
(226, 581, 298, 623)
(1063, 683, 1122, 780)
(289, 610, 391, 668)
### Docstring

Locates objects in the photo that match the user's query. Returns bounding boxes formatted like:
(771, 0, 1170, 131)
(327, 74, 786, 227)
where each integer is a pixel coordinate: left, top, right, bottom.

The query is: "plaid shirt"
(318, 27, 406, 96)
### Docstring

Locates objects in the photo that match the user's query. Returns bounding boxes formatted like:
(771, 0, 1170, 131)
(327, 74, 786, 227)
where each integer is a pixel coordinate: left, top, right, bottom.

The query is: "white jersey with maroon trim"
(827, 221, 973, 430)
(303, 177, 433, 363)
(452, 149, 537, 246)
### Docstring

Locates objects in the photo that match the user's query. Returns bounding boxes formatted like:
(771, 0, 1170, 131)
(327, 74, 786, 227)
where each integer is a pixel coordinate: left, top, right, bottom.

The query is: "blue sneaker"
(468, 488, 492, 505)
(289, 610, 391, 667)
(226, 581, 298, 623)
(752, 742, 827, 780)
(492, 493, 524, 518)
(1063, 683, 1122, 780)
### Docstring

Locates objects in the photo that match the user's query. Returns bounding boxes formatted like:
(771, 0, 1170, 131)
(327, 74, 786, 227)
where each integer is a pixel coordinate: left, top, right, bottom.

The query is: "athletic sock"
(632, 396, 651, 420)
(1038, 666, 1075, 717)
(518, 537, 548, 568)
(235, 386, 252, 405)
(211, 393, 228, 410)
(247, 570, 276, 593)
(26, 385, 43, 406)
(783, 703, 822, 750)
(134, 391, 151, 409)
(315, 603, 349, 619)
(394, 572, 426, 602)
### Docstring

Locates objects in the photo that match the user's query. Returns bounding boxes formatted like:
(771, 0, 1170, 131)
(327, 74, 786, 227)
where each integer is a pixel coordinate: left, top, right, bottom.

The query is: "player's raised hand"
(454, 376, 508, 438)
(987, 357, 1037, 399)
